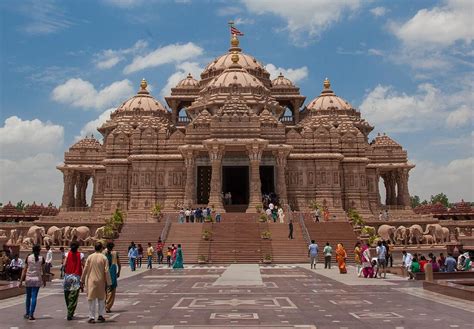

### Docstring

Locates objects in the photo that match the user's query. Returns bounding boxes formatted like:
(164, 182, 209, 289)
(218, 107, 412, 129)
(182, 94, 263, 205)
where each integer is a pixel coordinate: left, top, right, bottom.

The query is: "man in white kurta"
(81, 243, 111, 323)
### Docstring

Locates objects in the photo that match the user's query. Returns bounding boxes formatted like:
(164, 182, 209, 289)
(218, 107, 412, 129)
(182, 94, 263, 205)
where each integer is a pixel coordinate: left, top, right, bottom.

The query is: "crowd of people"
(177, 207, 221, 223)
(127, 239, 184, 271)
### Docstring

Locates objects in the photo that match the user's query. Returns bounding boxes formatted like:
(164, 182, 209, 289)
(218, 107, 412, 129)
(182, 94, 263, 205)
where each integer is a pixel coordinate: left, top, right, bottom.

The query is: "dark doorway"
(222, 166, 249, 204)
(260, 166, 275, 195)
(197, 166, 211, 204)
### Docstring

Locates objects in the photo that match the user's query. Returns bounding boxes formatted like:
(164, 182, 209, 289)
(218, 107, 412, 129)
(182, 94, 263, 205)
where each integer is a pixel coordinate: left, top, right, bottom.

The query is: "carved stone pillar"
(182, 151, 196, 208)
(273, 148, 291, 208)
(396, 168, 411, 207)
(389, 171, 397, 205)
(246, 143, 265, 213)
(74, 174, 82, 208)
(61, 170, 76, 209)
(206, 144, 225, 212)
(382, 172, 396, 206)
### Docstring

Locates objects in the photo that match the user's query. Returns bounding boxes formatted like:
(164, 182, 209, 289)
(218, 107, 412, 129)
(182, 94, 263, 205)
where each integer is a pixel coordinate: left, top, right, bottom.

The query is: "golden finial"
(323, 77, 330, 89)
(231, 51, 239, 64)
(140, 78, 148, 90)
(231, 34, 239, 48)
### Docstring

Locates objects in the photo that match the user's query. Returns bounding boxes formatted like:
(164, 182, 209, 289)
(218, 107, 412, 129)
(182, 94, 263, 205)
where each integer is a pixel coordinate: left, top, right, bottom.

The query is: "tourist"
(288, 219, 294, 239)
(104, 242, 120, 313)
(44, 245, 53, 275)
(383, 210, 389, 221)
(438, 253, 446, 272)
(272, 207, 278, 223)
(323, 242, 332, 269)
(419, 255, 428, 272)
(128, 242, 137, 271)
(361, 243, 372, 278)
(378, 211, 383, 221)
(63, 242, 84, 321)
(215, 211, 222, 223)
(376, 241, 386, 279)
(137, 244, 143, 268)
(371, 259, 379, 278)
(354, 242, 362, 276)
(278, 207, 285, 223)
(178, 208, 185, 223)
(383, 240, 392, 267)
(408, 256, 420, 280)
(81, 242, 111, 324)
(0, 250, 9, 275)
(128, 241, 134, 252)
(460, 255, 472, 271)
(336, 243, 347, 274)
(171, 244, 177, 265)
(156, 238, 164, 264)
(19, 244, 46, 320)
(166, 247, 172, 267)
(265, 207, 272, 221)
(146, 243, 154, 269)
(190, 209, 195, 223)
(401, 250, 413, 279)
(429, 253, 440, 272)
(308, 240, 319, 269)
(59, 247, 66, 279)
(445, 253, 457, 272)
(185, 208, 191, 223)
(314, 208, 321, 223)
(8, 254, 24, 280)
(323, 206, 330, 221)
(173, 244, 184, 269)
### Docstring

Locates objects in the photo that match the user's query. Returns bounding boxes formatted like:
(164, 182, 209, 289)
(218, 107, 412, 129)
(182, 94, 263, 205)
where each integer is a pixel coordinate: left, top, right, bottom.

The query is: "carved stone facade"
(57, 35, 414, 219)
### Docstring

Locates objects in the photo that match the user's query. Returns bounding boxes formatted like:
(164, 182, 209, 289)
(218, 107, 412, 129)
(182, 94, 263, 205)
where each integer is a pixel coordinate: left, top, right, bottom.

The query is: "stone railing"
(176, 116, 191, 126)
(298, 212, 311, 245)
(160, 215, 172, 241)
(279, 116, 294, 125)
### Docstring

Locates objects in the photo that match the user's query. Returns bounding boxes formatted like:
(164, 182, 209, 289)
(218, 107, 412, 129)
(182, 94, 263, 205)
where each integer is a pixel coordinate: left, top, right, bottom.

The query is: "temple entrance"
(197, 166, 211, 204)
(222, 166, 249, 205)
(260, 166, 275, 195)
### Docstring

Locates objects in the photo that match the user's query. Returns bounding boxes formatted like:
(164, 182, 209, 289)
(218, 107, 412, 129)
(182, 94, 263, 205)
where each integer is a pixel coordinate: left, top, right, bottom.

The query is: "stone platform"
(0, 264, 473, 328)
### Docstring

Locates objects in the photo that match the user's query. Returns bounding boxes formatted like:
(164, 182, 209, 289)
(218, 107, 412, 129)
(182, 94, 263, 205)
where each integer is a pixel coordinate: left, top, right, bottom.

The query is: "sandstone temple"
(57, 35, 414, 219)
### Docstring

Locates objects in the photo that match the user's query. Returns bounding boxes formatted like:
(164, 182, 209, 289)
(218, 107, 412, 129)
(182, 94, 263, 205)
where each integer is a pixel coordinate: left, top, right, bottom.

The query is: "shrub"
(261, 231, 272, 239)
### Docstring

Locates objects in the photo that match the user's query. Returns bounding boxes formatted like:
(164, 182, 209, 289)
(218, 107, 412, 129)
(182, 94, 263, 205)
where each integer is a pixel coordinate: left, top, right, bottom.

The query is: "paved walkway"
(0, 264, 473, 329)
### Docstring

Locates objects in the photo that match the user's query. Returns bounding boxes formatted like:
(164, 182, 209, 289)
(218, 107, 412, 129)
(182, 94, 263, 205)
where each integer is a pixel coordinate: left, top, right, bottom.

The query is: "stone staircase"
(114, 222, 165, 261)
(164, 223, 204, 264)
(304, 220, 359, 263)
(267, 222, 308, 263)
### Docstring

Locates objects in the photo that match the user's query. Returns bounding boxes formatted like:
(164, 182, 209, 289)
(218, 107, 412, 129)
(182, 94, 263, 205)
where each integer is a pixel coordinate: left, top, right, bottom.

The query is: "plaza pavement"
(0, 263, 473, 329)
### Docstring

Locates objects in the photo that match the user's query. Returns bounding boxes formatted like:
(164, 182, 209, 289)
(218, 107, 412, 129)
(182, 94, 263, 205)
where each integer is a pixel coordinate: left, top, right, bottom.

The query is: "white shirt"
(376, 245, 386, 259)
(45, 250, 53, 264)
(265, 208, 272, 216)
(402, 253, 413, 268)
(10, 258, 24, 268)
(269, 203, 274, 210)
(185, 210, 191, 216)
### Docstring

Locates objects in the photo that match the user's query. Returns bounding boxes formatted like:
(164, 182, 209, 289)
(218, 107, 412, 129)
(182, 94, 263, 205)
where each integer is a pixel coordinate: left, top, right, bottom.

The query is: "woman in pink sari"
(361, 243, 373, 278)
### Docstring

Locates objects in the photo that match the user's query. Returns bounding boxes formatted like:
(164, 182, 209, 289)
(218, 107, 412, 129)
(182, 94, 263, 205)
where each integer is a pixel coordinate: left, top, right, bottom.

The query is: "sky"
(0, 0, 473, 206)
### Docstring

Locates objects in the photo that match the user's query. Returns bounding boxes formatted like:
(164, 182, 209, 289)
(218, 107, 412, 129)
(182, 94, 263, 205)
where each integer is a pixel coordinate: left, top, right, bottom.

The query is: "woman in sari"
(104, 242, 121, 313)
(361, 243, 372, 278)
(354, 242, 362, 276)
(335, 243, 347, 274)
(173, 244, 184, 269)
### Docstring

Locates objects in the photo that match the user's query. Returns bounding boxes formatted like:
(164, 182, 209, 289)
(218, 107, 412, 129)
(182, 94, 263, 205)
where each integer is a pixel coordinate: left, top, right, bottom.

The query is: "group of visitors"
(17, 241, 120, 323)
(128, 239, 184, 270)
(262, 192, 279, 209)
(265, 203, 285, 223)
(0, 249, 24, 280)
(312, 206, 331, 222)
(178, 207, 221, 223)
(306, 240, 348, 274)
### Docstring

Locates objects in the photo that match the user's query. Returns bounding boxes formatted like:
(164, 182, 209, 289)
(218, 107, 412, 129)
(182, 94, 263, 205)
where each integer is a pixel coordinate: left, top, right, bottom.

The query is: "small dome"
(115, 79, 167, 114)
(307, 78, 353, 111)
(176, 73, 199, 88)
(71, 135, 102, 150)
(272, 72, 295, 88)
(371, 133, 402, 148)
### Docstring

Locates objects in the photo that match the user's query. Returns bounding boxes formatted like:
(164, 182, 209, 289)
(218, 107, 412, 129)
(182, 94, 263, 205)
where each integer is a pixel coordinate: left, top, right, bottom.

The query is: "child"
(408, 256, 420, 280)
(371, 259, 378, 279)
(166, 247, 172, 268)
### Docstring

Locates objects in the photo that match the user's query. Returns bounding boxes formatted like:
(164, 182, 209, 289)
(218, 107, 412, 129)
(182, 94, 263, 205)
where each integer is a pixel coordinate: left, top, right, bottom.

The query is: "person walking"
(323, 242, 333, 269)
(128, 243, 137, 271)
(288, 219, 294, 239)
(59, 246, 66, 279)
(137, 244, 143, 268)
(376, 241, 387, 279)
(44, 245, 53, 276)
(215, 211, 222, 223)
(156, 238, 164, 264)
(354, 242, 362, 276)
(314, 208, 321, 223)
(146, 243, 154, 269)
(336, 243, 347, 274)
(185, 208, 191, 223)
(308, 240, 319, 269)
(63, 242, 84, 321)
(173, 244, 184, 269)
(81, 242, 111, 324)
(104, 242, 120, 313)
(19, 244, 46, 320)
(361, 243, 372, 278)
(401, 250, 413, 278)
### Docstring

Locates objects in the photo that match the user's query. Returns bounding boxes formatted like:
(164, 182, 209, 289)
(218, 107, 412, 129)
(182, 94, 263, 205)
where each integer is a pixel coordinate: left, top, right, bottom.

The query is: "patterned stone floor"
(0, 264, 473, 329)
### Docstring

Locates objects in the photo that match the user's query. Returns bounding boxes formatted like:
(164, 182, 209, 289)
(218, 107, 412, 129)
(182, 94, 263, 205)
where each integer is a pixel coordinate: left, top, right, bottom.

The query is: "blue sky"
(0, 0, 472, 205)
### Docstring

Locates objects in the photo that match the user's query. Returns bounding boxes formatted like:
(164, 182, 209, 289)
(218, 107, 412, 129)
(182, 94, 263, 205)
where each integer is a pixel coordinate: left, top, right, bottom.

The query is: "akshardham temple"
(57, 35, 414, 219)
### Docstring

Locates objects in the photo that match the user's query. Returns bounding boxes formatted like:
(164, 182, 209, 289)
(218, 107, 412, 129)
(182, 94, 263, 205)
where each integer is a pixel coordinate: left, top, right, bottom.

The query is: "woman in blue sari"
(104, 242, 121, 313)
(172, 244, 184, 269)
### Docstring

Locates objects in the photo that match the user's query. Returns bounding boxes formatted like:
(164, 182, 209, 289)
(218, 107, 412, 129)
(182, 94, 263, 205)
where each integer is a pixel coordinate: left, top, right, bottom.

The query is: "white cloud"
(370, 6, 387, 17)
(390, 0, 473, 48)
(94, 40, 148, 70)
(76, 108, 115, 140)
(0, 116, 64, 160)
(446, 105, 473, 128)
(265, 64, 308, 84)
(51, 78, 134, 110)
(410, 157, 474, 202)
(216, 6, 243, 16)
(368, 48, 384, 56)
(101, 0, 145, 8)
(19, 0, 73, 35)
(234, 17, 255, 25)
(241, 0, 362, 42)
(124, 42, 204, 74)
(160, 62, 203, 97)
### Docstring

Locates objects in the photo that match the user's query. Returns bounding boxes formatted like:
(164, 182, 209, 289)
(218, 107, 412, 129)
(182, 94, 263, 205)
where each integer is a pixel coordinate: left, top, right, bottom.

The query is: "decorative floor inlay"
(350, 311, 403, 319)
(192, 281, 278, 289)
(210, 312, 259, 319)
(330, 299, 372, 305)
(172, 297, 297, 309)
(312, 289, 347, 293)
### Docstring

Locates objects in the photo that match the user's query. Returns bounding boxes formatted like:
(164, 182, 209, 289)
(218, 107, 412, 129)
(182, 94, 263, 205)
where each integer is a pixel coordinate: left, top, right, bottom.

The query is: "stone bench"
(0, 281, 24, 300)
(414, 271, 474, 280)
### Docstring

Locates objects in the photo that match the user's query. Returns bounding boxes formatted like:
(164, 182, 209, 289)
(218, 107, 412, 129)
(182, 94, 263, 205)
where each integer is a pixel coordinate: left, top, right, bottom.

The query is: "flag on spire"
(229, 21, 244, 36)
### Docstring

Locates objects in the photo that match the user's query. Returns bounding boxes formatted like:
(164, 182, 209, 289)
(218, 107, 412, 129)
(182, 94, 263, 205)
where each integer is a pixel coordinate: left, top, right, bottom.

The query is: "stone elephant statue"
(21, 237, 34, 249)
(377, 225, 396, 244)
(0, 229, 6, 237)
(408, 224, 423, 244)
(43, 235, 53, 247)
(424, 224, 444, 244)
(421, 234, 435, 244)
(441, 227, 450, 243)
(94, 226, 106, 240)
(61, 226, 73, 244)
(70, 226, 90, 245)
(395, 226, 409, 245)
(47, 226, 63, 246)
(26, 226, 45, 245)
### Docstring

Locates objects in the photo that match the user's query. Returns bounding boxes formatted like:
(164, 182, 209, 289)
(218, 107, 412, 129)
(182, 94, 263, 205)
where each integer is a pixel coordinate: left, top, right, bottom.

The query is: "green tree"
(410, 195, 421, 208)
(16, 200, 25, 211)
(430, 193, 449, 207)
